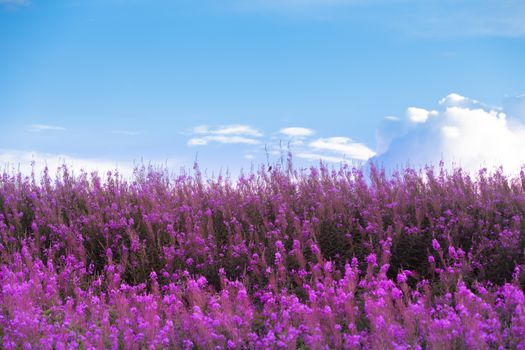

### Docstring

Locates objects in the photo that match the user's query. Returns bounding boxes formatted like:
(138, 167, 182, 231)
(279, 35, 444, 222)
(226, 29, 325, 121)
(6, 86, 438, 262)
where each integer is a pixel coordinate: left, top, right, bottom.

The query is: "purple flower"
(432, 239, 441, 251)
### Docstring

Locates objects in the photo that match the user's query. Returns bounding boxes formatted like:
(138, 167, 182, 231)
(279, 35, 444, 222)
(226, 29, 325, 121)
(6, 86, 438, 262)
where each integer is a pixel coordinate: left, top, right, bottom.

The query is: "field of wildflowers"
(1, 160, 525, 349)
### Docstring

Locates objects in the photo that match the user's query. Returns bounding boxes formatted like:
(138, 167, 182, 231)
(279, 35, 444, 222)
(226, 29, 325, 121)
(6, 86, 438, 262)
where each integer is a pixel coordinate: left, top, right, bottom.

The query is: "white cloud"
(309, 137, 376, 160)
(196, 126, 369, 165)
(28, 124, 66, 132)
(372, 93, 525, 174)
(439, 93, 468, 106)
(187, 138, 209, 146)
(279, 127, 315, 137)
(192, 124, 263, 137)
(187, 135, 260, 146)
(384, 116, 400, 121)
(406, 107, 438, 123)
(188, 124, 262, 147)
(441, 125, 460, 139)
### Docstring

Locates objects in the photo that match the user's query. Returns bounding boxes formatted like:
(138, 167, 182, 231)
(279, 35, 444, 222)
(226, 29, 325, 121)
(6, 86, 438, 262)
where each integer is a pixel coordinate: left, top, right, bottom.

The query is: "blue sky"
(1, 0, 525, 176)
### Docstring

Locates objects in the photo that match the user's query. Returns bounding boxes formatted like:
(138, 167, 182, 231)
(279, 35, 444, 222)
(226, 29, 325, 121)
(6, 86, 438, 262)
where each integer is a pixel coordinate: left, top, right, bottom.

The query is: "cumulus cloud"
(406, 107, 438, 123)
(28, 124, 66, 132)
(372, 93, 525, 174)
(279, 127, 315, 137)
(309, 137, 376, 160)
(439, 93, 472, 107)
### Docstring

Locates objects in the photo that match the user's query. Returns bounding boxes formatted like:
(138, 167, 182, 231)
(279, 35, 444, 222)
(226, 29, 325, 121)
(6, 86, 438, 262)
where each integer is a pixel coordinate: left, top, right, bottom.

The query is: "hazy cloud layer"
(234, 0, 525, 38)
(0, 149, 136, 178)
(403, 2, 525, 38)
(0, 149, 184, 179)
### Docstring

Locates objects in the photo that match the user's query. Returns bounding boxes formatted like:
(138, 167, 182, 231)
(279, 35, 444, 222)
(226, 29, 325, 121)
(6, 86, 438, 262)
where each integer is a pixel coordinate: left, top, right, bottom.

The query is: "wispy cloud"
(393, 1, 525, 38)
(186, 123, 375, 164)
(309, 137, 376, 160)
(188, 124, 262, 146)
(28, 124, 66, 132)
(279, 127, 315, 137)
(193, 124, 263, 137)
(236, 0, 525, 37)
(188, 135, 260, 146)
(384, 116, 400, 121)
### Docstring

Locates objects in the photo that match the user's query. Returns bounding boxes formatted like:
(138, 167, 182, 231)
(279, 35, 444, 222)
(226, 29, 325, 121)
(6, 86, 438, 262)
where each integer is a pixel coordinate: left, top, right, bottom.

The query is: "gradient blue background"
(1, 0, 524, 172)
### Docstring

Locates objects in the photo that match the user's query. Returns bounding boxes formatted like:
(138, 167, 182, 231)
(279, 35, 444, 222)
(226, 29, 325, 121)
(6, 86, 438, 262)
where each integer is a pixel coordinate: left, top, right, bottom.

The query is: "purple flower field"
(1, 161, 525, 349)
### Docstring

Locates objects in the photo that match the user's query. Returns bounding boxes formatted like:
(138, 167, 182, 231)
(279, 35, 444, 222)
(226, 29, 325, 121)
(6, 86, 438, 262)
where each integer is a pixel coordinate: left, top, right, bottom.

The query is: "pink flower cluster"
(0, 162, 524, 349)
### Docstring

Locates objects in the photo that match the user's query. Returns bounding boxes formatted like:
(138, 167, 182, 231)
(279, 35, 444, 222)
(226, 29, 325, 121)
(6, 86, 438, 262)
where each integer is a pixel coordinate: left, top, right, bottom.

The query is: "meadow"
(1, 159, 524, 349)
